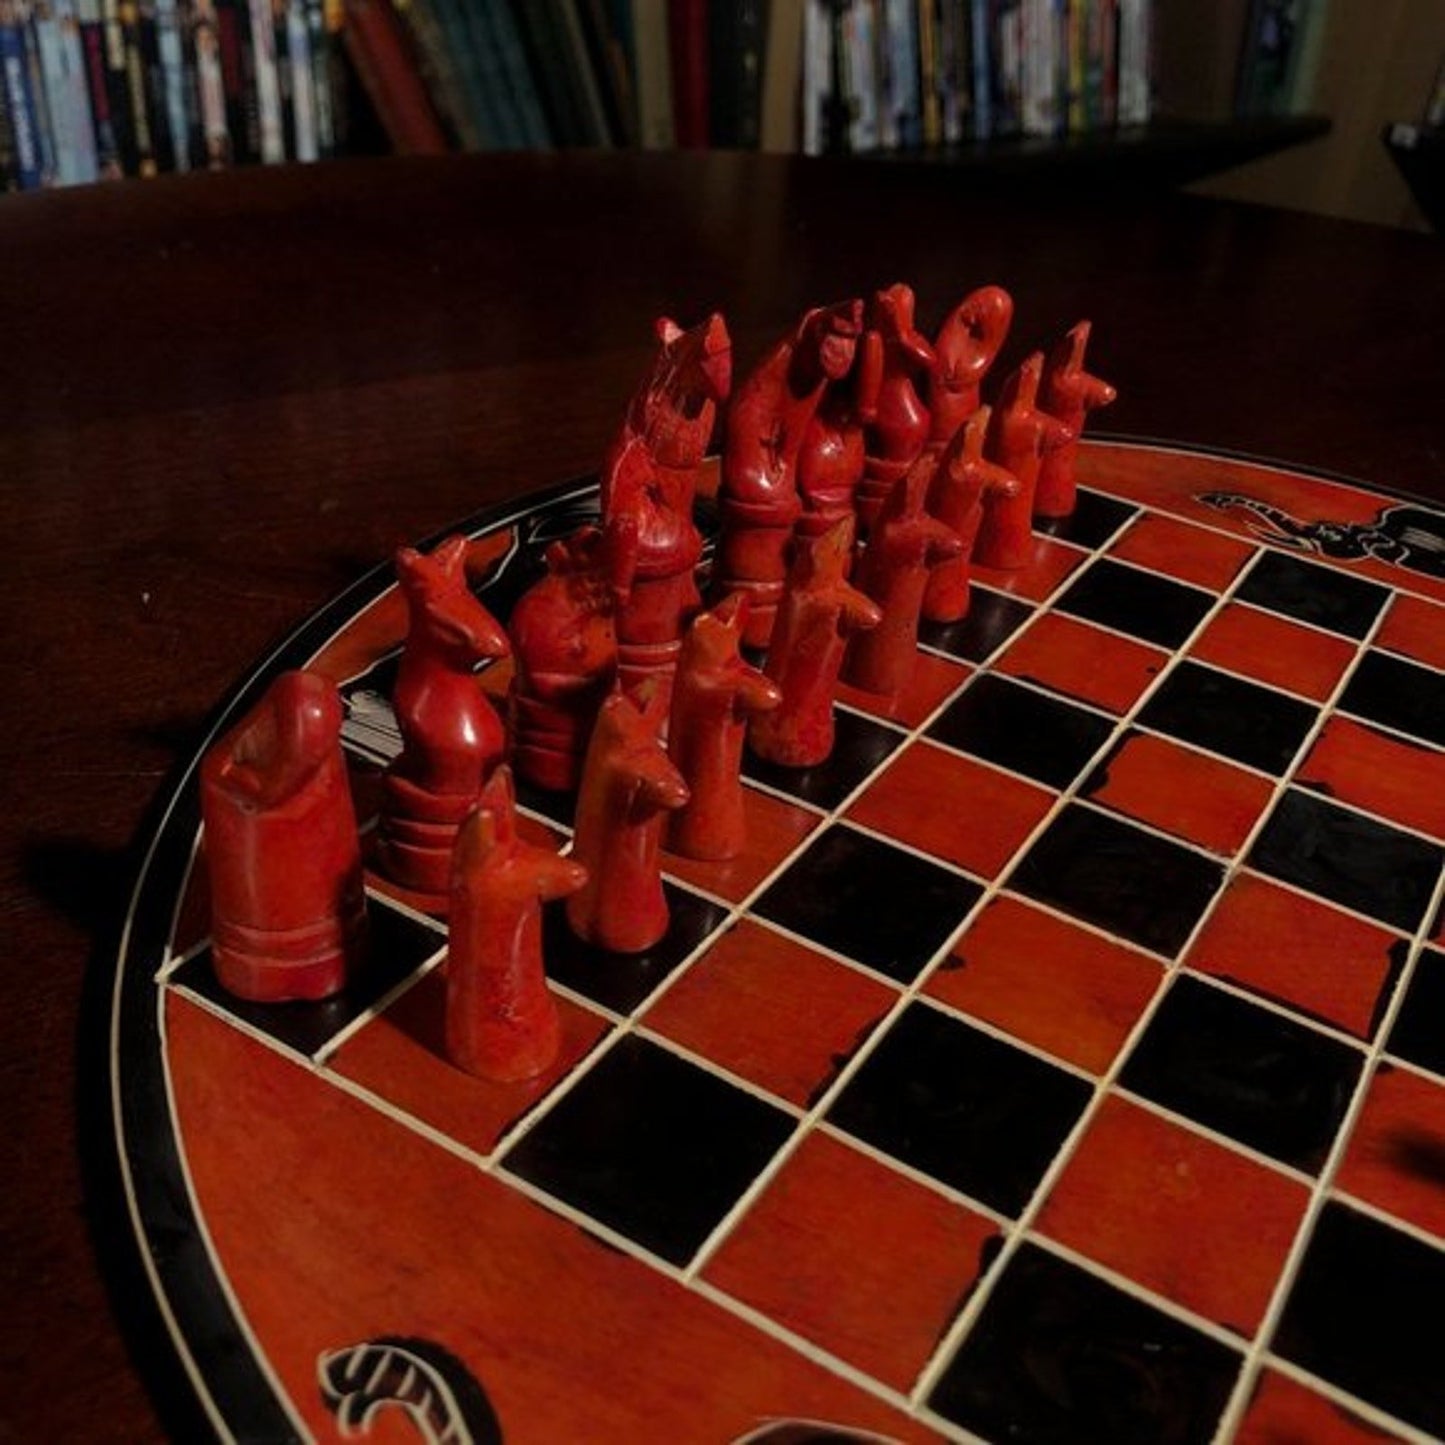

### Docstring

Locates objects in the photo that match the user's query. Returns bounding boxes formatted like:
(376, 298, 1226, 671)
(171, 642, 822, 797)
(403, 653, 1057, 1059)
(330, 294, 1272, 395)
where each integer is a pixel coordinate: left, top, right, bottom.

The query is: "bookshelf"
(1, 1, 1333, 199)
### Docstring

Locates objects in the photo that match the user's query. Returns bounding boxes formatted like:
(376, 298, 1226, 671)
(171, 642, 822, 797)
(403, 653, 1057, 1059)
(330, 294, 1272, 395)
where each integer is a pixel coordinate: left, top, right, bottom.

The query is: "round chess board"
(114, 440, 1445, 1445)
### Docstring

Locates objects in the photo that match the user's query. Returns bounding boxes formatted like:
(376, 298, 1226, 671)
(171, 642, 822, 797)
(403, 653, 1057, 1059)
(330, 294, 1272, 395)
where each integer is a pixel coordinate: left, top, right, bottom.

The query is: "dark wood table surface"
(3, 151, 1443, 1442)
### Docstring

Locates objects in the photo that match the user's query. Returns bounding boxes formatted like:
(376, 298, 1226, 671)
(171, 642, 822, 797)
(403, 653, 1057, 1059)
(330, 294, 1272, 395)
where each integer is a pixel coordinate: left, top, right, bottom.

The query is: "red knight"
(713, 300, 863, 649)
(665, 594, 781, 861)
(921, 407, 1021, 623)
(601, 314, 732, 707)
(377, 535, 510, 909)
(201, 670, 365, 1002)
(507, 525, 624, 793)
(567, 686, 690, 954)
(1036, 320, 1117, 519)
(446, 766, 587, 1083)
(748, 518, 882, 769)
(973, 354, 1074, 571)
(843, 455, 964, 697)
(856, 283, 936, 538)
(927, 285, 1014, 445)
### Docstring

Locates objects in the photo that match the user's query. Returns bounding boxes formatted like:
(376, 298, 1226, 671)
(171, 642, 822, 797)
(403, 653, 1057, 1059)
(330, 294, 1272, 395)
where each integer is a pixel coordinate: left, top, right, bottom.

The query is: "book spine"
(340, 0, 446, 152)
(1115, 0, 1145, 124)
(153, 0, 188, 166)
(629, 0, 672, 147)
(917, 0, 938, 143)
(395, 0, 470, 145)
(302, 0, 329, 149)
(0, 2, 45, 185)
(990, 0, 1019, 135)
(665, 0, 704, 146)
(32, 0, 75, 181)
(887, 0, 919, 145)
(969, 0, 988, 135)
(285, 0, 314, 155)
(55, 0, 101, 177)
(489, 0, 551, 146)
(465, 0, 520, 147)
(800, 0, 825, 153)
(20, 1, 60, 181)
(0, 37, 15, 183)
(245, 0, 280, 159)
(77, 0, 122, 171)
(189, 0, 229, 161)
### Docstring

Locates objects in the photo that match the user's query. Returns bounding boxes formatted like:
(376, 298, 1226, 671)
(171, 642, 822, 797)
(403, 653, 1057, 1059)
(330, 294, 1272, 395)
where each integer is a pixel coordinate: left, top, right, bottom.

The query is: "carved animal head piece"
(590, 687, 689, 812)
(955, 285, 1014, 346)
(454, 765, 588, 902)
(1000, 352, 1044, 414)
(395, 535, 511, 664)
(651, 311, 733, 409)
(867, 283, 935, 373)
(798, 299, 864, 382)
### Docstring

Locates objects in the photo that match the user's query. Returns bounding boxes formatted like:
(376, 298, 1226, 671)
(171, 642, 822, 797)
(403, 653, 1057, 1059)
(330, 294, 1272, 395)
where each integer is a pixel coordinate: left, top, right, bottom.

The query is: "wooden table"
(3, 152, 1443, 1442)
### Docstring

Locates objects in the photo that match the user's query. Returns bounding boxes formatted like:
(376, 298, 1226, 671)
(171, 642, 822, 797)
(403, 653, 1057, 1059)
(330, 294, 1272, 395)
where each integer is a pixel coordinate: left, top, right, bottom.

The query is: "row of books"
(801, 0, 1152, 156)
(0, 0, 346, 189)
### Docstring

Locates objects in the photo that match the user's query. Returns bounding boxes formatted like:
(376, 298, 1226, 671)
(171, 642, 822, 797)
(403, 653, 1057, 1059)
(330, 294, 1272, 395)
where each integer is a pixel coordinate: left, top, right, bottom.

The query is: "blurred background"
(2, 0, 1441, 229)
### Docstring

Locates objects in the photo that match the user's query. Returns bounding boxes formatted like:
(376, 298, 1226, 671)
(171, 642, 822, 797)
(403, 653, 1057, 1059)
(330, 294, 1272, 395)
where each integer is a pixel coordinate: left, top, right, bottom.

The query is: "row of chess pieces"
(197, 282, 1114, 1086)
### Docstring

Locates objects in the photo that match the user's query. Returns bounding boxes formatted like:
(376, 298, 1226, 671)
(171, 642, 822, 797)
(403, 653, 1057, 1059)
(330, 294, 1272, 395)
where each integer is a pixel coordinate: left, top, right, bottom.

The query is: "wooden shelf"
(857, 115, 1332, 189)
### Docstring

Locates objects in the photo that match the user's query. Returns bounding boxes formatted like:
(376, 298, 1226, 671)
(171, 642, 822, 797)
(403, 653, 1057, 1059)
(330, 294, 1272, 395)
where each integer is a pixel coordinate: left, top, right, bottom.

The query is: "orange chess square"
(1296, 716, 1445, 842)
(927, 895, 1162, 1074)
(1109, 513, 1256, 592)
(703, 1130, 1000, 1390)
(661, 785, 820, 904)
(1235, 1368, 1403, 1444)
(994, 611, 1167, 714)
(847, 739, 1054, 880)
(1376, 592, 1445, 671)
(1338, 1063, 1445, 1243)
(837, 650, 971, 729)
(1186, 873, 1406, 1041)
(642, 919, 896, 1108)
(1081, 730, 1275, 857)
(1037, 1094, 1309, 1336)
(1189, 602, 1357, 703)
(973, 534, 1087, 603)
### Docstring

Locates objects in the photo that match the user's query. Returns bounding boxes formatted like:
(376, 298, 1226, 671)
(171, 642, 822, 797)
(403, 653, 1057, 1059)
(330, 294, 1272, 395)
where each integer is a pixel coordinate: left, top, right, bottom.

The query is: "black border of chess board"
(112, 446, 1445, 1444)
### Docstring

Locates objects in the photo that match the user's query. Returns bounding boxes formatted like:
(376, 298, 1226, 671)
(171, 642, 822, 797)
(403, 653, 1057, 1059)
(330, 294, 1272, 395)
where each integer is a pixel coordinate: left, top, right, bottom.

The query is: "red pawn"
(796, 327, 883, 545)
(201, 670, 364, 1002)
(928, 285, 1014, 445)
(567, 687, 690, 954)
(1036, 320, 1117, 519)
(972, 354, 1074, 571)
(714, 301, 863, 649)
(857, 283, 937, 538)
(601, 314, 731, 706)
(922, 407, 1021, 624)
(748, 518, 882, 768)
(378, 536, 510, 909)
(446, 767, 587, 1083)
(507, 526, 622, 793)
(843, 456, 964, 697)
(665, 595, 782, 861)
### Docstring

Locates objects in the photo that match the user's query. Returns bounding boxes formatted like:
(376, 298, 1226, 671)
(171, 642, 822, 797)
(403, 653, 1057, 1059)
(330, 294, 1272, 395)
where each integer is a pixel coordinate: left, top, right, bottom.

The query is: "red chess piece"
(713, 300, 863, 649)
(921, 407, 1021, 624)
(201, 670, 364, 1002)
(665, 594, 782, 861)
(857, 283, 936, 538)
(843, 455, 965, 697)
(928, 284, 1014, 445)
(507, 526, 623, 793)
(748, 518, 882, 768)
(446, 766, 587, 1083)
(795, 321, 883, 543)
(377, 535, 510, 909)
(972, 354, 1075, 571)
(567, 686, 690, 953)
(1036, 319, 1117, 519)
(601, 314, 732, 706)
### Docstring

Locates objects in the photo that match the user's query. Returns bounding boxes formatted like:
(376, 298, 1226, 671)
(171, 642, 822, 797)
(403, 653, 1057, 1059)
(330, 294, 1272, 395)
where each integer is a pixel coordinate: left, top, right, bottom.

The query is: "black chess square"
(753, 825, 982, 984)
(1119, 975, 1362, 1174)
(743, 707, 902, 811)
(1010, 803, 1225, 957)
(170, 894, 445, 1058)
(542, 882, 728, 1016)
(929, 1241, 1241, 1444)
(1054, 558, 1215, 649)
(1037, 487, 1140, 550)
(827, 1001, 1091, 1216)
(1338, 650, 1445, 750)
(1136, 660, 1317, 775)
(926, 674, 1114, 790)
(919, 586, 1034, 664)
(1275, 1201, 1445, 1438)
(501, 1034, 795, 1266)
(1235, 551, 1389, 640)
(1387, 947, 1445, 1077)
(1250, 789, 1444, 935)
